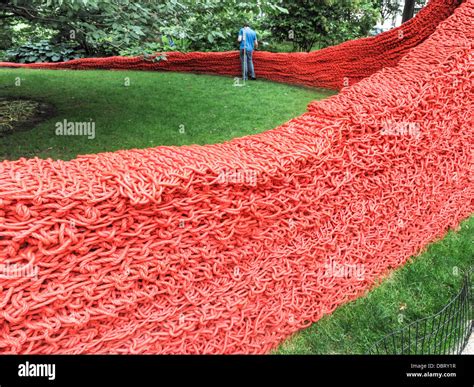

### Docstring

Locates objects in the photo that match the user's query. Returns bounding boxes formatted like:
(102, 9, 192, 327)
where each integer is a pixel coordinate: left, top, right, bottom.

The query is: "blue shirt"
(239, 27, 257, 52)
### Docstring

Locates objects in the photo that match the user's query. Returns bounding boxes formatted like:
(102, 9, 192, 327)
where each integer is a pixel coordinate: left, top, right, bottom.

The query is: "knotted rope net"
(0, 0, 472, 354)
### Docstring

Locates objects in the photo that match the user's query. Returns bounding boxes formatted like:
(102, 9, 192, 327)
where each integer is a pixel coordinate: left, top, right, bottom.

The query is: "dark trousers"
(240, 49, 255, 80)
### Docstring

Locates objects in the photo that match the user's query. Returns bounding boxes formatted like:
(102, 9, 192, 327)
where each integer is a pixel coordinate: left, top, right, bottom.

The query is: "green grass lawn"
(0, 68, 335, 161)
(0, 67, 471, 355)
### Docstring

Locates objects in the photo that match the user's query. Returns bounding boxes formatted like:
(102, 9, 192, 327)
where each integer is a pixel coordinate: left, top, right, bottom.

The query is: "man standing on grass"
(238, 22, 258, 81)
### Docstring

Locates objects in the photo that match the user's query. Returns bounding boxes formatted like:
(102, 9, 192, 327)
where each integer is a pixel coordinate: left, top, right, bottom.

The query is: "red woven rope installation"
(0, 0, 464, 89)
(0, 0, 473, 354)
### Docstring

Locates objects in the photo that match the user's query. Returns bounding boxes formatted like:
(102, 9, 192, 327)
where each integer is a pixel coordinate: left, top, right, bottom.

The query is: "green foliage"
(163, 0, 287, 52)
(0, 0, 167, 55)
(267, 0, 379, 52)
(0, 0, 287, 55)
(11, 22, 56, 47)
(374, 0, 402, 23)
(5, 40, 84, 63)
(0, 21, 13, 50)
(118, 42, 167, 63)
(0, 0, 284, 55)
(0, 0, 406, 56)
(118, 37, 190, 59)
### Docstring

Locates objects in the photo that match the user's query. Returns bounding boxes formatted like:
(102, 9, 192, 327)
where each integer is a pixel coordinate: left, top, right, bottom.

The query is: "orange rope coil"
(0, 0, 472, 354)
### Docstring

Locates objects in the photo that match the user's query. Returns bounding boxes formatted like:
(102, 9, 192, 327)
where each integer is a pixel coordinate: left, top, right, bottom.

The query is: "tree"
(401, 0, 415, 23)
(159, 0, 288, 52)
(267, 0, 379, 52)
(0, 0, 287, 56)
(0, 0, 169, 55)
(375, 0, 401, 23)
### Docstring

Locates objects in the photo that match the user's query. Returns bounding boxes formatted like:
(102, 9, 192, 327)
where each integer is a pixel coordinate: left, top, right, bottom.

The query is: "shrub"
(118, 37, 191, 58)
(5, 41, 85, 64)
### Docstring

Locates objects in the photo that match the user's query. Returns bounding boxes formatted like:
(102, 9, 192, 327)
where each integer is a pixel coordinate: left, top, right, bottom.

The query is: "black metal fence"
(370, 267, 473, 355)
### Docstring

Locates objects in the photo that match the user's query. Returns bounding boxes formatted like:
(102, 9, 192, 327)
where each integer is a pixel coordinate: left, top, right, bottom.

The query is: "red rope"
(0, 0, 472, 354)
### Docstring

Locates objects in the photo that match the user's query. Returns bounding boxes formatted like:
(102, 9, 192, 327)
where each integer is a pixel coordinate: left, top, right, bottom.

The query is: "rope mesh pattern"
(0, 0, 462, 89)
(0, 0, 472, 354)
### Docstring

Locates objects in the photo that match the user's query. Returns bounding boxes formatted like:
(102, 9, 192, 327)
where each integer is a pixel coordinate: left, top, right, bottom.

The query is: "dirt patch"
(0, 97, 56, 136)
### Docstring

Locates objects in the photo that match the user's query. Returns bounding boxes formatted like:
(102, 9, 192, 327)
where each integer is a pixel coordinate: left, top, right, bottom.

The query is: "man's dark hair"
(243, 22, 249, 27)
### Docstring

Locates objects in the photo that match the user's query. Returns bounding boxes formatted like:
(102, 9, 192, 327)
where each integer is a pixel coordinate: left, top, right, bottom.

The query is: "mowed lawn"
(276, 217, 473, 354)
(0, 68, 335, 161)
